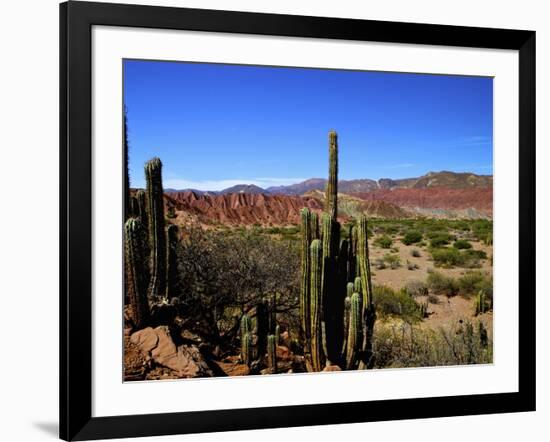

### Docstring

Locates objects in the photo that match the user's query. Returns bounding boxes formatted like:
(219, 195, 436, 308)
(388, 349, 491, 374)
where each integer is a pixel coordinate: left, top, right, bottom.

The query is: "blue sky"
(124, 60, 493, 191)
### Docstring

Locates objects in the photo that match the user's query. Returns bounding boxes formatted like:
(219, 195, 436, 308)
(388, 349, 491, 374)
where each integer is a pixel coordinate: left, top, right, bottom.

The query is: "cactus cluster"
(124, 218, 150, 329)
(239, 298, 279, 369)
(124, 156, 180, 330)
(474, 290, 490, 316)
(300, 130, 376, 371)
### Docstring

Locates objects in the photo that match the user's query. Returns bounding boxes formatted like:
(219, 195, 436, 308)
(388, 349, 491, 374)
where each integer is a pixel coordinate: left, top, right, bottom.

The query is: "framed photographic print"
(60, 1, 536, 440)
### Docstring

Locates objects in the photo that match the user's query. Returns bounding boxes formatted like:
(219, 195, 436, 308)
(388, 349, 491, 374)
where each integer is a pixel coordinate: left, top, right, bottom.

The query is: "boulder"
(130, 326, 212, 378)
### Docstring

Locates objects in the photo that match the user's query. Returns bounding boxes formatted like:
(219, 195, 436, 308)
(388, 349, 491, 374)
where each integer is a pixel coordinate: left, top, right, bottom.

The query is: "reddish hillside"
(350, 187, 493, 217)
(166, 191, 323, 226)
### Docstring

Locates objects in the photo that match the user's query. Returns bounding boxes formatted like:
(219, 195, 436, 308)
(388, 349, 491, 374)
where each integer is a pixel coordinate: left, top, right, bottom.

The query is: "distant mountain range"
(166, 171, 492, 196)
(159, 171, 493, 226)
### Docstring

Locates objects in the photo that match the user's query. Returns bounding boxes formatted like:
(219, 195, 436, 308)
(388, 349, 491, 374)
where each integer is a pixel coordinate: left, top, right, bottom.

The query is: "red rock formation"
(350, 187, 493, 217)
(166, 191, 323, 226)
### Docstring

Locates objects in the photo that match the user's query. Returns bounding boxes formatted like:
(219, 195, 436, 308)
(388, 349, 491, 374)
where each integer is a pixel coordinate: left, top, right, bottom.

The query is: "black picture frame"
(60, 1, 536, 440)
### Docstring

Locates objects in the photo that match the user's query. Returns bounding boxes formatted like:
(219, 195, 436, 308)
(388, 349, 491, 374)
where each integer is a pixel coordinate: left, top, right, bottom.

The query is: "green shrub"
(373, 286, 423, 323)
(410, 249, 421, 258)
(453, 239, 472, 249)
(382, 225, 399, 235)
(472, 220, 493, 243)
(383, 253, 401, 269)
(374, 259, 386, 270)
(452, 220, 471, 231)
(407, 260, 419, 271)
(373, 321, 493, 368)
(405, 280, 428, 297)
(458, 272, 493, 300)
(427, 271, 459, 295)
(430, 247, 463, 267)
(430, 235, 451, 248)
(402, 231, 423, 245)
(374, 235, 393, 249)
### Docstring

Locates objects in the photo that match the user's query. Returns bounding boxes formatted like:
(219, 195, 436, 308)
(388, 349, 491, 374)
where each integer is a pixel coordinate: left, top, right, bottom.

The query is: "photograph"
(123, 59, 494, 381)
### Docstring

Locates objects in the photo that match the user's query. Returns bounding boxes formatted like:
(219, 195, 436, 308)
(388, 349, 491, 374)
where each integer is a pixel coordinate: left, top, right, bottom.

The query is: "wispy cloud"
(452, 136, 493, 147)
(162, 177, 307, 191)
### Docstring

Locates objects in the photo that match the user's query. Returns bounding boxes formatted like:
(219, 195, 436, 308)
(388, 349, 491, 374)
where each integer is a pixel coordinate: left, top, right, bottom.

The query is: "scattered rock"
(276, 345, 292, 361)
(124, 336, 147, 381)
(212, 360, 250, 376)
(322, 365, 342, 372)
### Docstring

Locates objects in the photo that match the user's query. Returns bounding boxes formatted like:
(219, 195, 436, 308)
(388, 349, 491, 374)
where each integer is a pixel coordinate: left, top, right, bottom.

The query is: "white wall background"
(0, 0, 547, 441)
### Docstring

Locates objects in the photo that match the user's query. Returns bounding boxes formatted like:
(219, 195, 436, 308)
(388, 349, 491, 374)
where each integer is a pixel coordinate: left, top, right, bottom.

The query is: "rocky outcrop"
(130, 326, 213, 378)
(351, 187, 493, 218)
(166, 191, 323, 226)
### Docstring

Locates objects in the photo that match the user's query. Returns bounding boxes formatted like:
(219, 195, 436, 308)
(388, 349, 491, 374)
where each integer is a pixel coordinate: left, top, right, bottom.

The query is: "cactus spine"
(309, 239, 324, 371)
(165, 224, 178, 299)
(145, 158, 167, 301)
(267, 334, 277, 374)
(326, 130, 338, 220)
(124, 218, 150, 329)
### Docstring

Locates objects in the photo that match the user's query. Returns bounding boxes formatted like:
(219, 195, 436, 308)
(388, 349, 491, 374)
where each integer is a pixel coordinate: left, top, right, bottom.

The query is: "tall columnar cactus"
(320, 213, 342, 365)
(354, 276, 362, 295)
(357, 214, 376, 369)
(165, 224, 178, 299)
(474, 290, 487, 316)
(346, 292, 362, 370)
(241, 333, 252, 366)
(267, 294, 277, 335)
(145, 158, 167, 301)
(124, 218, 150, 329)
(298, 130, 376, 372)
(267, 334, 277, 374)
(357, 215, 373, 310)
(310, 211, 320, 240)
(341, 287, 353, 356)
(326, 130, 338, 220)
(309, 239, 325, 372)
(240, 313, 252, 365)
(255, 301, 269, 361)
(300, 208, 312, 350)
(347, 225, 357, 281)
(124, 109, 130, 220)
(275, 324, 280, 345)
